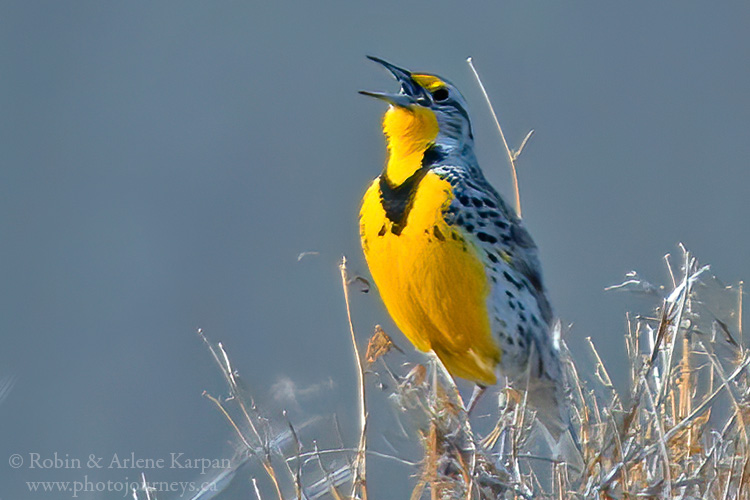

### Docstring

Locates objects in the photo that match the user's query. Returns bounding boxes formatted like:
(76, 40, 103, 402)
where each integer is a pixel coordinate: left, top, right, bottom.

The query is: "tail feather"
(513, 320, 582, 467)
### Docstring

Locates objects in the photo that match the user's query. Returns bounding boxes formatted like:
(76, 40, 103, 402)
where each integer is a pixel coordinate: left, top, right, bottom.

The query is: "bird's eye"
(431, 88, 449, 102)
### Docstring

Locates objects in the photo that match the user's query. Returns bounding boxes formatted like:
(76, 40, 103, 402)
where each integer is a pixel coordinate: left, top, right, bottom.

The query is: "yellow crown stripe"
(412, 74, 446, 92)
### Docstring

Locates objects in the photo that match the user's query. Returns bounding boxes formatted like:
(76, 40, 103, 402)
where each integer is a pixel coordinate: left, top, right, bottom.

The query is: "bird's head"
(360, 56, 474, 160)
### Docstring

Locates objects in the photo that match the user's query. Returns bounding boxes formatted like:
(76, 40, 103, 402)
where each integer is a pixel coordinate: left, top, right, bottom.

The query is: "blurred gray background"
(2, 1, 748, 498)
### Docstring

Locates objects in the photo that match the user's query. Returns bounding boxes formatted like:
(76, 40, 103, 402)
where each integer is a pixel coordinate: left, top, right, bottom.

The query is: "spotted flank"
(359, 57, 566, 436)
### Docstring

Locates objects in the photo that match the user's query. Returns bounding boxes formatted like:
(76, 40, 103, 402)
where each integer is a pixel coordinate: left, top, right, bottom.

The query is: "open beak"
(359, 56, 429, 107)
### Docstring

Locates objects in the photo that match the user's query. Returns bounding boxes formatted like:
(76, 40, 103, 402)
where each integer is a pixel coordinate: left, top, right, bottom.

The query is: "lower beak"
(358, 90, 416, 107)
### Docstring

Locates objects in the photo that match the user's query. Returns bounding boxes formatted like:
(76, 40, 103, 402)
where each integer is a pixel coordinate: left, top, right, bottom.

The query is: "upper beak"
(359, 56, 428, 107)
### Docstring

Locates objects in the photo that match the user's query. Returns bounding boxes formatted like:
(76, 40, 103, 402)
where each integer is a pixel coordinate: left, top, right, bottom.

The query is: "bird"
(358, 56, 567, 437)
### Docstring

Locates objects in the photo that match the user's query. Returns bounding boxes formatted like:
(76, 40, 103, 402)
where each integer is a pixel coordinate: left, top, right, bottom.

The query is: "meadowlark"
(359, 57, 566, 435)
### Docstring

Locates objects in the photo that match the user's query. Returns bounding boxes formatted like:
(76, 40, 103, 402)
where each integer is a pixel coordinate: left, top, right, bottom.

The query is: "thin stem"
(340, 256, 367, 499)
(467, 57, 524, 218)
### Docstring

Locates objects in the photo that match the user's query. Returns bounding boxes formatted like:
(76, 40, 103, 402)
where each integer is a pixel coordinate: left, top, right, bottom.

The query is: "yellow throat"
(382, 105, 438, 185)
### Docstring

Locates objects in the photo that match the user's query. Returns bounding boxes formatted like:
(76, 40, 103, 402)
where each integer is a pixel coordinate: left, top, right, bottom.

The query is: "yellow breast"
(360, 171, 501, 385)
